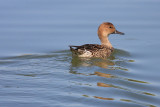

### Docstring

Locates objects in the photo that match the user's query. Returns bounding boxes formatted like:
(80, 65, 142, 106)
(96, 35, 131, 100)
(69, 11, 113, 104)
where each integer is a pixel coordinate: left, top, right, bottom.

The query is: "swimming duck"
(69, 22, 124, 58)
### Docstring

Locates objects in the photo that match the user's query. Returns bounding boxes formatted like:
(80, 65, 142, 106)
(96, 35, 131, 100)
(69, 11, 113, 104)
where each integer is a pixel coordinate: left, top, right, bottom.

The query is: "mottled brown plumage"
(70, 44, 114, 58)
(69, 22, 124, 58)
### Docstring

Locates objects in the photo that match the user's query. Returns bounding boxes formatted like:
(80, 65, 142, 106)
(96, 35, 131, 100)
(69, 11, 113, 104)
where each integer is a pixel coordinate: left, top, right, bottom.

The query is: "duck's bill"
(113, 30, 125, 35)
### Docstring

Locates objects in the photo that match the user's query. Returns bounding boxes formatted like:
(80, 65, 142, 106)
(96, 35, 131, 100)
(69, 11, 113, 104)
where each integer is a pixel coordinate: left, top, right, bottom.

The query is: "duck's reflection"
(97, 82, 112, 87)
(94, 71, 113, 78)
(82, 94, 155, 107)
(82, 94, 114, 101)
(70, 56, 115, 69)
(94, 96, 114, 100)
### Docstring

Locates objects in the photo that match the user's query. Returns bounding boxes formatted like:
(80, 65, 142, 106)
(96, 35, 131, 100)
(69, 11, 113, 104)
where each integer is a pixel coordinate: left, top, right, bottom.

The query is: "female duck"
(70, 22, 124, 58)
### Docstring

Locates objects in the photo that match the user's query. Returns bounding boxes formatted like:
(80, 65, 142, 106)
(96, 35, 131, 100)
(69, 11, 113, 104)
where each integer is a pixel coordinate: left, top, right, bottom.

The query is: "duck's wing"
(69, 44, 105, 54)
(69, 44, 114, 58)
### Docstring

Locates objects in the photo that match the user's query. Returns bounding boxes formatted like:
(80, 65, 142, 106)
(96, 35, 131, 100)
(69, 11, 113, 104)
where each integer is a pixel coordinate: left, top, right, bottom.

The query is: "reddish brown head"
(97, 22, 124, 46)
(98, 22, 124, 38)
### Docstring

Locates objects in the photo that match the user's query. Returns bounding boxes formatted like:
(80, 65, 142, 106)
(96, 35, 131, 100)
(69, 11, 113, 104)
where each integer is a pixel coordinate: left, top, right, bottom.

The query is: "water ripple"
(0, 49, 159, 107)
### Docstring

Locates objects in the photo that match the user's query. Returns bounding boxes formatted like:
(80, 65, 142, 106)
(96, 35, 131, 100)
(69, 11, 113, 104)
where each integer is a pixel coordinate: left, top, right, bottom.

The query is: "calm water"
(0, 0, 160, 107)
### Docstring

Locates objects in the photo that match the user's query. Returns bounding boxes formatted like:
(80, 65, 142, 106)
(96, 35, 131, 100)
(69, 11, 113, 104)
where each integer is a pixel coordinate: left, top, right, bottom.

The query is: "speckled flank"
(70, 44, 114, 58)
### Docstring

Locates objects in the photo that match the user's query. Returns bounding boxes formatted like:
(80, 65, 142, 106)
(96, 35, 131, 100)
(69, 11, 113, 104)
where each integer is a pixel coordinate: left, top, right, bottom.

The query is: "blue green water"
(0, 0, 160, 107)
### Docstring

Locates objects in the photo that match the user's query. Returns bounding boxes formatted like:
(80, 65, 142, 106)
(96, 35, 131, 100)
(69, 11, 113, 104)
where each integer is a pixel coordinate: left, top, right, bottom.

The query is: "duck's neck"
(101, 37, 112, 48)
(98, 34, 113, 48)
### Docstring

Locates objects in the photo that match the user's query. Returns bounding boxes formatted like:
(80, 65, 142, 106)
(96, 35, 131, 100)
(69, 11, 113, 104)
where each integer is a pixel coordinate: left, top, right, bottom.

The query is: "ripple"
(0, 49, 159, 107)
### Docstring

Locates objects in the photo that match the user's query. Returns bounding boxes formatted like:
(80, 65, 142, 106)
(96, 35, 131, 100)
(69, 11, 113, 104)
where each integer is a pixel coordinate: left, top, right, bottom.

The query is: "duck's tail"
(69, 45, 83, 55)
(69, 45, 76, 51)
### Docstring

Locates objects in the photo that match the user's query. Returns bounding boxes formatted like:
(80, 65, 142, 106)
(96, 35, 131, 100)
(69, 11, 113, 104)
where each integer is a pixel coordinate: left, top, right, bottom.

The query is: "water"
(0, 0, 160, 107)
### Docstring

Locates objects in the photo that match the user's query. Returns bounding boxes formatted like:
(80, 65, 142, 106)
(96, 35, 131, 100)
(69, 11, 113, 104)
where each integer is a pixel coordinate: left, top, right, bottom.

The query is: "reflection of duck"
(94, 96, 114, 100)
(70, 22, 124, 58)
(71, 57, 114, 68)
(97, 82, 112, 87)
(94, 71, 113, 78)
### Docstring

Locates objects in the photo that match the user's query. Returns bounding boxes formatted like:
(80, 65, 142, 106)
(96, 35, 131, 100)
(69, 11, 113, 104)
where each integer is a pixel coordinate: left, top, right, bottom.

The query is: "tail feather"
(69, 45, 77, 51)
(69, 45, 83, 55)
(69, 45, 78, 55)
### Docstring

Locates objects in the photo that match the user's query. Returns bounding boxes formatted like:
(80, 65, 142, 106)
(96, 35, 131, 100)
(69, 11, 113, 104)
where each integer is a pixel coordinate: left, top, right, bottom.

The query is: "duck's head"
(98, 22, 124, 37)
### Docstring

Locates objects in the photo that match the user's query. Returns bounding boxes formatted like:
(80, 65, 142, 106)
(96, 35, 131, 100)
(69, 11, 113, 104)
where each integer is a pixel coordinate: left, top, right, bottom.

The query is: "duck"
(69, 22, 124, 58)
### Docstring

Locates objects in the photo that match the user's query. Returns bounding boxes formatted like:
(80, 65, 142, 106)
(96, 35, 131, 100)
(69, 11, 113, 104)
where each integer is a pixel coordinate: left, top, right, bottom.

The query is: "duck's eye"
(109, 26, 112, 28)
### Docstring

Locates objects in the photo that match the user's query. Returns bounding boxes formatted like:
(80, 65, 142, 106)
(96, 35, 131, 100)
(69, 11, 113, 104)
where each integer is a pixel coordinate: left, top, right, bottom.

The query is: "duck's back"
(69, 44, 114, 58)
